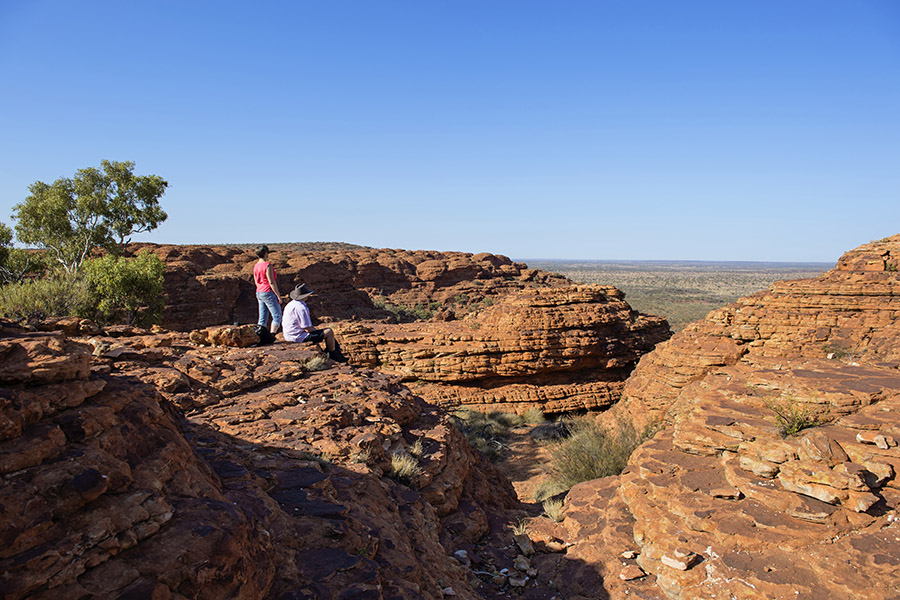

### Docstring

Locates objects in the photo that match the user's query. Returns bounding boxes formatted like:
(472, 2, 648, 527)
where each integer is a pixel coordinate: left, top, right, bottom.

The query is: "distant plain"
(523, 260, 833, 331)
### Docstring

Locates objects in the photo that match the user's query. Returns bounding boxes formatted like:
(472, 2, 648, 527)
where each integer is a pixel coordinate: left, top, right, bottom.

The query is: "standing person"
(283, 283, 348, 362)
(253, 245, 283, 334)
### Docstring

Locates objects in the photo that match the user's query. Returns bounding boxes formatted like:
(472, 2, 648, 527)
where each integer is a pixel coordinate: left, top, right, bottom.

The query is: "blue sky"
(1, 1, 898, 262)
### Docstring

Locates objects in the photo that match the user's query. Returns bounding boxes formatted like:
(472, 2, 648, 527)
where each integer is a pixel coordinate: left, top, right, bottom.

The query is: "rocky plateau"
(2, 235, 899, 599)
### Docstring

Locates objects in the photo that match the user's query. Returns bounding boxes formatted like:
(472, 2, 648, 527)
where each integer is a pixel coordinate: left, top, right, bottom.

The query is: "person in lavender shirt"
(253, 245, 283, 334)
(282, 283, 348, 362)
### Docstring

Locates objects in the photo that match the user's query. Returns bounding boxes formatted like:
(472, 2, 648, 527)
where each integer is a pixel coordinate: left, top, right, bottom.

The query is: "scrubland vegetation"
(0, 161, 168, 326)
(526, 260, 830, 330)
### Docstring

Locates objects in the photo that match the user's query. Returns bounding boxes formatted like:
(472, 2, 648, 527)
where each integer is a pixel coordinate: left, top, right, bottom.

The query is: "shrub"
(389, 452, 422, 485)
(542, 498, 565, 522)
(0, 276, 94, 322)
(304, 355, 329, 372)
(511, 519, 529, 536)
(371, 295, 433, 323)
(82, 250, 165, 326)
(544, 418, 649, 492)
(764, 396, 820, 437)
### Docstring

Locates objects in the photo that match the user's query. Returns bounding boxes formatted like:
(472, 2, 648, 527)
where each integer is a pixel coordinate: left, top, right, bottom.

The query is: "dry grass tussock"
(534, 417, 652, 501)
(452, 409, 546, 461)
(390, 452, 422, 485)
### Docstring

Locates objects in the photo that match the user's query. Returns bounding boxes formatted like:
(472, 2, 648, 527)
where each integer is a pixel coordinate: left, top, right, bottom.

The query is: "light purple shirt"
(283, 299, 312, 342)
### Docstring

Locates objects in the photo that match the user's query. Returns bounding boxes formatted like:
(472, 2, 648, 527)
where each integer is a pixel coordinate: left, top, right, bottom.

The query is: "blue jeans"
(256, 291, 282, 329)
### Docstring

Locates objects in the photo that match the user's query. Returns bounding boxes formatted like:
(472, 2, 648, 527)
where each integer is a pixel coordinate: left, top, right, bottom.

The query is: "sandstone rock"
(144, 244, 670, 415)
(571, 235, 900, 599)
(0, 322, 518, 600)
(619, 564, 646, 580)
(189, 324, 260, 347)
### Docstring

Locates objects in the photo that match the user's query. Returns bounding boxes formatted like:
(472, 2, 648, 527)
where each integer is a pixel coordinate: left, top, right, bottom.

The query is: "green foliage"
(0, 222, 11, 266)
(372, 295, 433, 323)
(0, 276, 94, 322)
(544, 418, 649, 493)
(82, 250, 165, 326)
(13, 160, 168, 273)
(764, 396, 820, 437)
(0, 220, 48, 284)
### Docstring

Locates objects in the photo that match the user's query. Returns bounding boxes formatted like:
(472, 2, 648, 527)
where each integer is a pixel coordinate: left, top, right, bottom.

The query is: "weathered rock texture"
(144, 244, 670, 414)
(527, 235, 900, 599)
(140, 244, 570, 331)
(337, 286, 669, 413)
(0, 321, 519, 599)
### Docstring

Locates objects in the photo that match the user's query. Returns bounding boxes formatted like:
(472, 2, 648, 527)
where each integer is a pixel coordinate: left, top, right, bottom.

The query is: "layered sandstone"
(139, 244, 569, 330)
(145, 244, 670, 414)
(0, 321, 519, 599)
(336, 285, 669, 413)
(618, 234, 900, 430)
(527, 235, 900, 599)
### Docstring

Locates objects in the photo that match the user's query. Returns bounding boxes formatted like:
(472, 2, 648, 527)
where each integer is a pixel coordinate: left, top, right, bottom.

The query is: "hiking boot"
(329, 350, 349, 363)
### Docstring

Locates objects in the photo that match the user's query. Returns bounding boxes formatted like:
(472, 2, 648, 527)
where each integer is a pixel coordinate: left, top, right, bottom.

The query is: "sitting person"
(283, 283, 348, 363)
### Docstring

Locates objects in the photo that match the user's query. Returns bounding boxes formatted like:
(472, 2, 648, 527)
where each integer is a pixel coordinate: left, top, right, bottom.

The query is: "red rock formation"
(143, 244, 670, 415)
(137, 244, 569, 330)
(337, 286, 669, 413)
(527, 235, 900, 599)
(0, 320, 520, 599)
(0, 324, 275, 599)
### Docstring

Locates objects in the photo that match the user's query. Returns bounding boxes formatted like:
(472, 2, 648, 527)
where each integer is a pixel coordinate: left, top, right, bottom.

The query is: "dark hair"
(255, 245, 269, 258)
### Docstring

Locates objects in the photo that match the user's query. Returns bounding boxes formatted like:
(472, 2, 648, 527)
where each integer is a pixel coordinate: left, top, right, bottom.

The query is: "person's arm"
(265, 264, 281, 298)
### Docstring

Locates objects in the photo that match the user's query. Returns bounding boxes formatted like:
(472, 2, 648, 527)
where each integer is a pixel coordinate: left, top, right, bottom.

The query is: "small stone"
(620, 550, 638, 559)
(513, 555, 530, 571)
(442, 587, 456, 596)
(874, 435, 892, 450)
(619, 565, 646, 581)
(509, 573, 528, 587)
(514, 533, 535, 556)
(453, 550, 471, 568)
(709, 487, 741, 499)
(661, 549, 700, 571)
(857, 431, 881, 445)
(492, 574, 507, 586)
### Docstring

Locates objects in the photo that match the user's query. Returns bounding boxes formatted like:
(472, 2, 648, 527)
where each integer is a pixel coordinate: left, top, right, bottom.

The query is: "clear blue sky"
(1, 1, 898, 262)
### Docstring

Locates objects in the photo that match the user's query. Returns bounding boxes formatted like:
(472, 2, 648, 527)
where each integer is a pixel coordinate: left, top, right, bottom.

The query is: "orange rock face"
(146, 244, 671, 415)
(0, 321, 518, 599)
(529, 235, 900, 599)
(337, 286, 669, 413)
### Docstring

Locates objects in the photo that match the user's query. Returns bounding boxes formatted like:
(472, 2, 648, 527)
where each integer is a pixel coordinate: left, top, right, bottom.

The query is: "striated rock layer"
(144, 244, 671, 414)
(527, 234, 900, 599)
(140, 244, 570, 331)
(0, 321, 518, 599)
(337, 285, 669, 413)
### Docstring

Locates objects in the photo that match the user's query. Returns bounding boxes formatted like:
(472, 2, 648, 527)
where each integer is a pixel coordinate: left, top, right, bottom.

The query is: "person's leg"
(256, 293, 270, 328)
(261, 292, 282, 334)
(323, 328, 336, 351)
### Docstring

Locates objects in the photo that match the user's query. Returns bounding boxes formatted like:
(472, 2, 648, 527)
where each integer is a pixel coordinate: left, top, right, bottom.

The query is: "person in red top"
(253, 245, 283, 334)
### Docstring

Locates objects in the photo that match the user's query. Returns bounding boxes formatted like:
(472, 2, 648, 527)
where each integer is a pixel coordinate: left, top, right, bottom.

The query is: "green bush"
(764, 396, 820, 437)
(0, 276, 94, 322)
(544, 418, 649, 493)
(82, 250, 165, 326)
(372, 295, 433, 323)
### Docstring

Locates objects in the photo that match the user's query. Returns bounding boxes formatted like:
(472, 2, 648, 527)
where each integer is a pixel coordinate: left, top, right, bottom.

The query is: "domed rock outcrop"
(337, 285, 670, 413)
(145, 244, 671, 415)
(0, 321, 519, 599)
(529, 235, 900, 599)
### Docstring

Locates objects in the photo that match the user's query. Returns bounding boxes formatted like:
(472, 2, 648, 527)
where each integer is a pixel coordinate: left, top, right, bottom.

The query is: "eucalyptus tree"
(13, 160, 168, 274)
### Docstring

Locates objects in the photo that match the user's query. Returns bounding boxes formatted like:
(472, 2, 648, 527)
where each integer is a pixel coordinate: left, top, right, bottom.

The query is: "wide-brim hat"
(290, 283, 314, 301)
